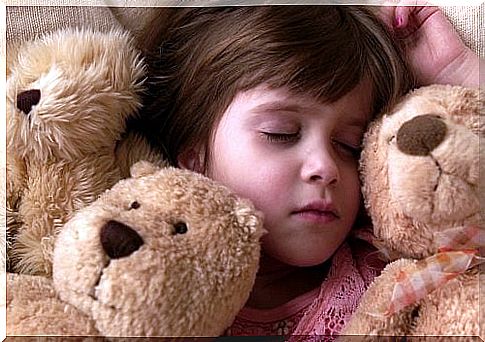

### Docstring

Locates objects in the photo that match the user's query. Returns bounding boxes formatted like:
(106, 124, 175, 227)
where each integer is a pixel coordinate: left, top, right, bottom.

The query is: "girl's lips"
(291, 210, 338, 224)
(291, 200, 339, 224)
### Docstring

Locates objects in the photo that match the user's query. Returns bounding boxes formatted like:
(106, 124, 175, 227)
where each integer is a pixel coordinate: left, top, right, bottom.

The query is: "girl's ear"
(177, 146, 205, 173)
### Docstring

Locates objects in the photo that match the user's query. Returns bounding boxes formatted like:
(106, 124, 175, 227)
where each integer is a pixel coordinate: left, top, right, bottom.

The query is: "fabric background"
(440, 4, 484, 58)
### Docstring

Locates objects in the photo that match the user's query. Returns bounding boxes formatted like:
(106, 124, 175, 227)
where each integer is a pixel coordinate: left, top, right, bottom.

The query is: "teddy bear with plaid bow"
(341, 85, 483, 339)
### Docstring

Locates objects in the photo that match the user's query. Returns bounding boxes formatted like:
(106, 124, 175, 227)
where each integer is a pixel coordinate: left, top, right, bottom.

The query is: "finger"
(378, 1, 418, 30)
(392, 0, 436, 27)
(394, 6, 414, 29)
(396, 5, 441, 39)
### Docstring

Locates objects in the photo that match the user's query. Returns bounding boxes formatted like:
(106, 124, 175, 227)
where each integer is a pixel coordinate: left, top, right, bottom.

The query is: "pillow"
(441, 5, 484, 58)
(6, 5, 172, 53)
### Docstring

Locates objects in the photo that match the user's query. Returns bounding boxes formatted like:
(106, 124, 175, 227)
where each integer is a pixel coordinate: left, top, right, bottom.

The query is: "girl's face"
(183, 82, 372, 267)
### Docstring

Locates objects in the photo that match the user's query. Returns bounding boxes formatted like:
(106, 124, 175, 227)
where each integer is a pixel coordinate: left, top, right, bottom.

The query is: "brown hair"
(139, 6, 414, 171)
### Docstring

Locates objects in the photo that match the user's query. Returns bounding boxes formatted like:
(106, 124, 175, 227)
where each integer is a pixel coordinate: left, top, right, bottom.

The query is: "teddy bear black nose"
(396, 114, 447, 156)
(100, 220, 144, 259)
(16, 89, 41, 115)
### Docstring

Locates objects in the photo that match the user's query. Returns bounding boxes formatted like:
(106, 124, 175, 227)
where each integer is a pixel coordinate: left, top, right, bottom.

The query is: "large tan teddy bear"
(7, 161, 264, 337)
(6, 28, 163, 276)
(341, 85, 483, 339)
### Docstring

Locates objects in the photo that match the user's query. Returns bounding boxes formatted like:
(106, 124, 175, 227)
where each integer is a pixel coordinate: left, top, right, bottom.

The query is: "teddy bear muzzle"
(100, 220, 144, 259)
(16, 89, 41, 115)
(396, 114, 447, 156)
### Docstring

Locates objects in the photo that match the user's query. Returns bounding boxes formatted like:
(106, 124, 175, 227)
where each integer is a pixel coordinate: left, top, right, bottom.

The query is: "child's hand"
(379, 4, 480, 87)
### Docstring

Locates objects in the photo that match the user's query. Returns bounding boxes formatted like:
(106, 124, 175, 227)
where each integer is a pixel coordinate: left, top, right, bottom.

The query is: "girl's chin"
(261, 243, 338, 268)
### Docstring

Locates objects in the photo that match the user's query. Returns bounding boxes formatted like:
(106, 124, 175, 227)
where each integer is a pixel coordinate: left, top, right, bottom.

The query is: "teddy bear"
(340, 84, 483, 339)
(6, 27, 164, 276)
(7, 161, 264, 337)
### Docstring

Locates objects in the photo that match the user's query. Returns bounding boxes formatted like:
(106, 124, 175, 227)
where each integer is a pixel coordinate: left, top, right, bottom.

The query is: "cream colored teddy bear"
(7, 161, 264, 337)
(341, 85, 483, 339)
(6, 28, 163, 276)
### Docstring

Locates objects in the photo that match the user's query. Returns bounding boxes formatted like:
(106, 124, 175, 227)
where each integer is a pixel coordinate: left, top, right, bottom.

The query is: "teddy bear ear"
(130, 161, 161, 178)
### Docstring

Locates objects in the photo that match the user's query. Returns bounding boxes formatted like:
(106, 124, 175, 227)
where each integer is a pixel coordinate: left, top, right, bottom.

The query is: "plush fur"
(6, 28, 164, 276)
(7, 161, 264, 337)
(6, 273, 99, 335)
(341, 85, 483, 339)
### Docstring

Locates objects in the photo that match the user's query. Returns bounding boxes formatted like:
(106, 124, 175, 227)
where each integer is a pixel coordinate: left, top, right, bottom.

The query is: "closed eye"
(261, 132, 300, 143)
(332, 140, 362, 159)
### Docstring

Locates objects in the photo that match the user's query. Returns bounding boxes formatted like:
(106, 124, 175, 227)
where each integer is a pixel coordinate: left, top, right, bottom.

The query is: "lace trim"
(226, 306, 309, 336)
(225, 238, 384, 337)
(237, 286, 319, 322)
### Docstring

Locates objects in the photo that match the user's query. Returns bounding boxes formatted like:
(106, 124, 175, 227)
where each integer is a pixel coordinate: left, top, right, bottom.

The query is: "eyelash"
(261, 132, 362, 159)
(261, 132, 300, 143)
(332, 140, 362, 159)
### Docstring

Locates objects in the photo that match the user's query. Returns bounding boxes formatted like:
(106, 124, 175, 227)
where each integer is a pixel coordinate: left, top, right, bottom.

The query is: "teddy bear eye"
(130, 201, 140, 210)
(173, 221, 188, 235)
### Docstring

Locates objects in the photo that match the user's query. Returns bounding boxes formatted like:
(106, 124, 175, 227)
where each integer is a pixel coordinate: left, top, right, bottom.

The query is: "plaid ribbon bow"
(383, 225, 483, 316)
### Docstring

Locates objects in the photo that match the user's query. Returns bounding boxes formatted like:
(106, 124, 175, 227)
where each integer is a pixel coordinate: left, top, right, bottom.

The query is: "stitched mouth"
(88, 259, 111, 302)
(430, 154, 475, 192)
(431, 155, 442, 193)
(426, 154, 478, 222)
(86, 258, 128, 312)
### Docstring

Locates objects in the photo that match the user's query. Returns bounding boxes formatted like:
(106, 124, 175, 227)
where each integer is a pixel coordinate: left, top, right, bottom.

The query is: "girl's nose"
(300, 148, 339, 186)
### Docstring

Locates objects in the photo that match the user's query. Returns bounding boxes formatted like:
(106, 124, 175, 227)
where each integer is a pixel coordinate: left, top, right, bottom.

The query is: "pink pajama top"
(224, 234, 385, 339)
